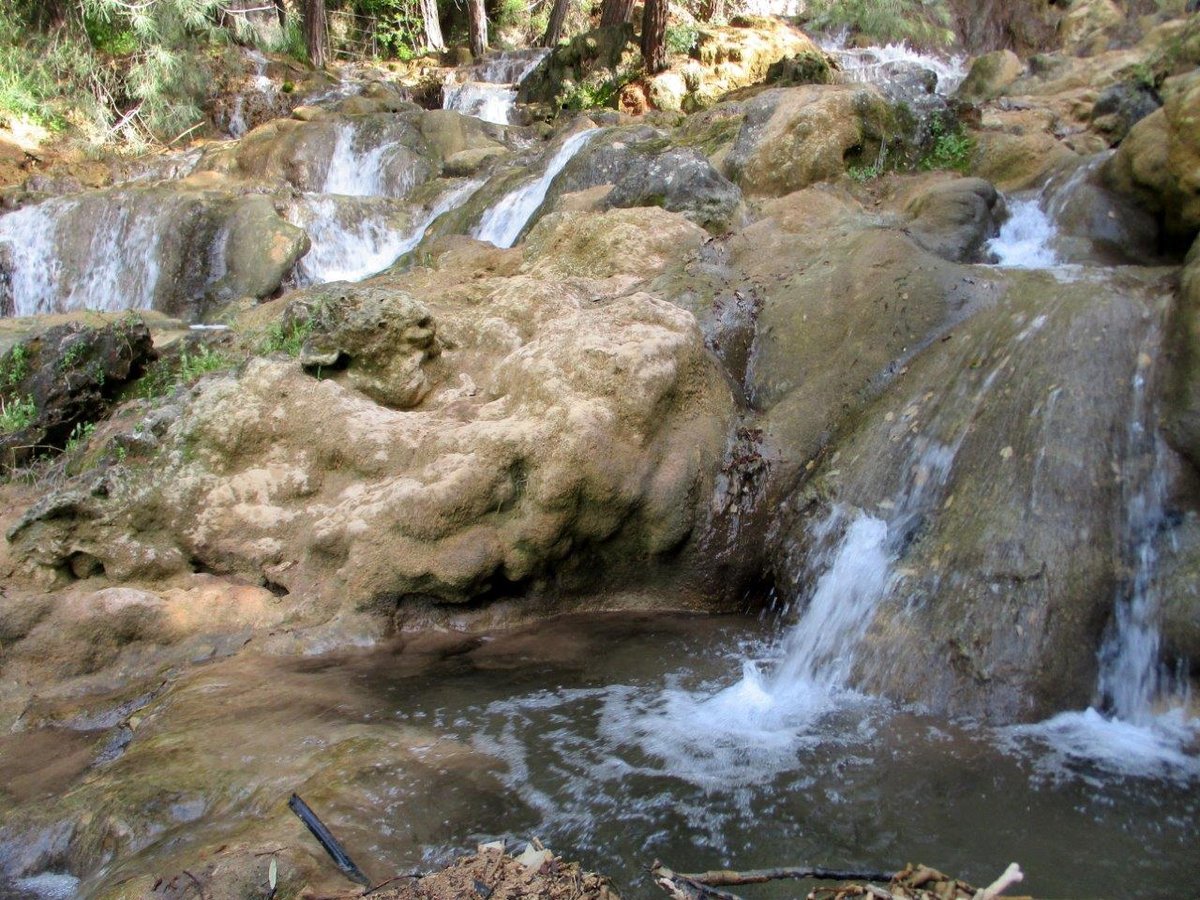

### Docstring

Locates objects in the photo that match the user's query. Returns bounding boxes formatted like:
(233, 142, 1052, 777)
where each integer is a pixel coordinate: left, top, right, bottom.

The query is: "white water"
(442, 50, 548, 125)
(12, 873, 80, 899)
(323, 123, 417, 198)
(0, 197, 163, 316)
(443, 82, 517, 126)
(472, 129, 597, 248)
(987, 197, 1060, 268)
(227, 49, 275, 138)
(820, 37, 967, 96)
(290, 179, 482, 284)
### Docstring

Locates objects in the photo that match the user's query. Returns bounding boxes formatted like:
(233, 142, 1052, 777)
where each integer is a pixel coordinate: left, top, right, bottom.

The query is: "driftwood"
(652, 860, 1030, 900)
(287, 792, 372, 887)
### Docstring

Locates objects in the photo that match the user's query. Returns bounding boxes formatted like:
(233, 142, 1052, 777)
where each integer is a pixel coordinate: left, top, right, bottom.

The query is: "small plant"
(57, 341, 87, 371)
(848, 161, 884, 182)
(920, 119, 974, 172)
(0, 395, 37, 435)
(65, 420, 96, 453)
(136, 343, 232, 399)
(178, 345, 230, 380)
(665, 24, 699, 56)
(0, 345, 30, 389)
(259, 318, 314, 357)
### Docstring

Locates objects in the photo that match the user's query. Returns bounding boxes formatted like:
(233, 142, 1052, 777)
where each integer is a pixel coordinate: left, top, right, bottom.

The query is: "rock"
(207, 196, 310, 304)
(647, 72, 687, 112)
(1104, 69, 1200, 242)
(903, 177, 1003, 262)
(0, 320, 156, 472)
(956, 50, 1024, 102)
(443, 146, 506, 177)
(1159, 512, 1200, 666)
(791, 266, 1176, 720)
(765, 50, 835, 86)
(1059, 0, 1125, 56)
(1090, 79, 1161, 143)
(1164, 238, 1200, 468)
(605, 146, 745, 233)
(723, 85, 898, 196)
(290, 286, 441, 409)
(7, 243, 734, 611)
(971, 130, 1076, 191)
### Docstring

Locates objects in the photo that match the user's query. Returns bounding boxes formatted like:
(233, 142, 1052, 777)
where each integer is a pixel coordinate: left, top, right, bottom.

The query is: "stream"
(1, 32, 1198, 900)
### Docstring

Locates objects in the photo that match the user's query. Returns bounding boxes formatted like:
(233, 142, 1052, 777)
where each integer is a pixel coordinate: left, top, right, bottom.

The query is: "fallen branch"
(651, 862, 746, 900)
(679, 865, 897, 887)
(287, 793, 372, 888)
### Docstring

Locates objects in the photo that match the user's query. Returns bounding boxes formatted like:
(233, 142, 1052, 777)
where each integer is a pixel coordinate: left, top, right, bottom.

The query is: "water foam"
(472, 129, 597, 248)
(987, 197, 1060, 268)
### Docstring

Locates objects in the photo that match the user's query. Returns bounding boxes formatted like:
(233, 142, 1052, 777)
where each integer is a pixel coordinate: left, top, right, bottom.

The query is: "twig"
(287, 793, 372, 887)
(651, 862, 744, 900)
(679, 865, 897, 887)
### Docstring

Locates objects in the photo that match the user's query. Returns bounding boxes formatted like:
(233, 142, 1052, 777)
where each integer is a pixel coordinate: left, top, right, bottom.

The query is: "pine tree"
(641, 0, 668, 73)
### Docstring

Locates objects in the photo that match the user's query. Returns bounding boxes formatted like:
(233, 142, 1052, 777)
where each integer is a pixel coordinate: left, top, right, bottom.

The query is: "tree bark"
(467, 0, 488, 58)
(701, 0, 725, 23)
(541, 0, 570, 46)
(274, 0, 287, 29)
(640, 0, 668, 74)
(420, 0, 446, 50)
(599, 0, 637, 28)
(302, 0, 328, 68)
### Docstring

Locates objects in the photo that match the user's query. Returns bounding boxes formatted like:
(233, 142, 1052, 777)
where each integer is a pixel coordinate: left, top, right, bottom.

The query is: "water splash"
(290, 178, 483, 284)
(472, 129, 597, 248)
(987, 197, 1060, 268)
(442, 49, 548, 125)
(323, 123, 421, 198)
(0, 196, 164, 316)
(819, 37, 967, 96)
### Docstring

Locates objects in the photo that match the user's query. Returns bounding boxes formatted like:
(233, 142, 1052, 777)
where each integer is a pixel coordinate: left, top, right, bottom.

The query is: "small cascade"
(323, 123, 399, 197)
(442, 49, 548, 125)
(226, 50, 277, 139)
(0, 196, 164, 316)
(819, 37, 966, 96)
(289, 178, 482, 284)
(987, 197, 1061, 268)
(472, 129, 597, 248)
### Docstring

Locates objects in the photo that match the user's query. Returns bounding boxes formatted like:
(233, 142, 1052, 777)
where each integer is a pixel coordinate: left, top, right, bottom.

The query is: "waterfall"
(819, 37, 967, 96)
(322, 123, 419, 198)
(442, 49, 549, 125)
(987, 197, 1061, 268)
(472, 129, 597, 249)
(226, 49, 275, 138)
(0, 196, 164, 316)
(290, 178, 483, 284)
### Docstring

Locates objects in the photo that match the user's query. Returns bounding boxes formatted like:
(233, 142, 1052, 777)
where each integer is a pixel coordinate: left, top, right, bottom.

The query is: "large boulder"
(1104, 69, 1200, 243)
(723, 85, 898, 196)
(1164, 238, 1200, 468)
(785, 265, 1177, 721)
(956, 50, 1024, 102)
(0, 321, 156, 472)
(903, 177, 1004, 262)
(7, 212, 736, 614)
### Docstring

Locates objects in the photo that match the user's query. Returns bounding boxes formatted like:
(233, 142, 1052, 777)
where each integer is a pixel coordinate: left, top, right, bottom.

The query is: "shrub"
(803, 0, 955, 49)
(920, 118, 973, 172)
(0, 395, 37, 434)
(665, 24, 699, 56)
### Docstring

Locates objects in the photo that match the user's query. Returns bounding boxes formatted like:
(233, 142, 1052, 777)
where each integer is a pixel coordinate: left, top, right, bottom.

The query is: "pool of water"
(1, 613, 1196, 898)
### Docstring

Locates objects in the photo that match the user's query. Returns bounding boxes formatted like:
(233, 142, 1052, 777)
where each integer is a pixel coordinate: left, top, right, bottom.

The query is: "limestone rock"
(956, 50, 1024, 102)
(290, 286, 442, 409)
(605, 147, 744, 233)
(0, 320, 156, 472)
(207, 196, 310, 304)
(723, 85, 897, 196)
(904, 177, 1003, 262)
(1104, 69, 1200, 242)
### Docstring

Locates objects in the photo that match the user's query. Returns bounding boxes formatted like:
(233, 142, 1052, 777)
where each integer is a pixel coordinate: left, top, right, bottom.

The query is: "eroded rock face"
(1104, 69, 1200, 243)
(783, 266, 1179, 721)
(0, 321, 156, 472)
(723, 85, 897, 196)
(7, 210, 735, 618)
(1165, 238, 1200, 468)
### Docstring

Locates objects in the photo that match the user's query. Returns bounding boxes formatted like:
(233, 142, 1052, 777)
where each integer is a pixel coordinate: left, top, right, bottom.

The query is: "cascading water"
(289, 178, 483, 284)
(987, 197, 1061, 268)
(472, 129, 597, 248)
(323, 122, 406, 197)
(226, 49, 276, 138)
(442, 50, 549, 126)
(0, 196, 164, 316)
(820, 36, 966, 96)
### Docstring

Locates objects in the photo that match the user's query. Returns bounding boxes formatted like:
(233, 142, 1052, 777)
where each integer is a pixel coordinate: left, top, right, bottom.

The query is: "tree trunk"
(641, 0, 668, 74)
(303, 0, 328, 68)
(420, 0, 446, 50)
(467, 0, 488, 58)
(701, 0, 725, 23)
(599, 0, 637, 28)
(275, 0, 287, 29)
(541, 0, 570, 46)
